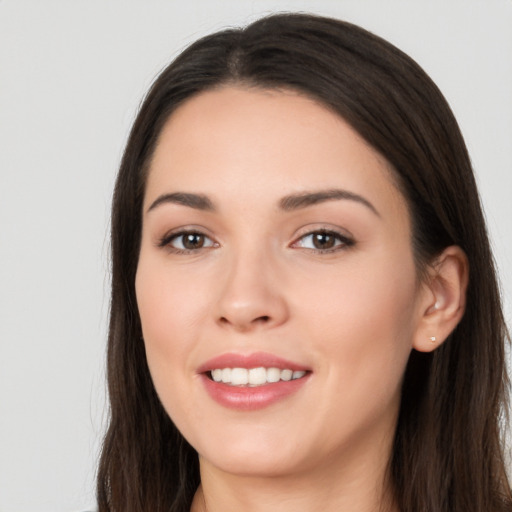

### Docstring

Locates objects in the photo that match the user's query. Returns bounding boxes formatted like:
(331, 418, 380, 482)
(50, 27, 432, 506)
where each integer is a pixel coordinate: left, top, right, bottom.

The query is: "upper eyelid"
(290, 227, 355, 250)
(294, 232, 351, 243)
(157, 225, 215, 242)
(291, 224, 354, 241)
(157, 231, 214, 251)
(155, 224, 354, 248)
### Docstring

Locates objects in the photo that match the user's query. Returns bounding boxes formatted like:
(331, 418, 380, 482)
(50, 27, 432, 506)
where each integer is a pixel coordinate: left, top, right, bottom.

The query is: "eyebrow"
(147, 192, 215, 213)
(279, 189, 380, 216)
(146, 188, 379, 216)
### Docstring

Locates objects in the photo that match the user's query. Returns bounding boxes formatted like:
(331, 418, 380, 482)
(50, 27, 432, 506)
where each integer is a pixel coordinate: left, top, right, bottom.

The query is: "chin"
(199, 448, 302, 478)
(193, 426, 309, 477)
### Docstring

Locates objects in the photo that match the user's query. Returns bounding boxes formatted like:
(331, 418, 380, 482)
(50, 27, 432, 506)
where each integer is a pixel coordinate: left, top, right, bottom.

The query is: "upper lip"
(197, 351, 310, 374)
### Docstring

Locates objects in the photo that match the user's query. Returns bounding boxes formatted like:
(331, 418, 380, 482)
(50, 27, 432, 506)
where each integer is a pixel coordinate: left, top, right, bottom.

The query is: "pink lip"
(197, 352, 311, 411)
(197, 352, 309, 373)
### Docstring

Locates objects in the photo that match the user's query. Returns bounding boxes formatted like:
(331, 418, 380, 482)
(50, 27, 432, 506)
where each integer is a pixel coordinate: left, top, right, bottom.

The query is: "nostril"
(217, 311, 278, 330)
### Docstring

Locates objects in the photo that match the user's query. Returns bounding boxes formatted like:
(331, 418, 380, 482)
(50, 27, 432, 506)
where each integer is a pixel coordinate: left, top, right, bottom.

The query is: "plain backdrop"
(1, 1, 511, 511)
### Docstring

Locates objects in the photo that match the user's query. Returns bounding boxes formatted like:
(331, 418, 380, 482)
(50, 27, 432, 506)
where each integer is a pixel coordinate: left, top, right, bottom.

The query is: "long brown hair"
(97, 13, 511, 512)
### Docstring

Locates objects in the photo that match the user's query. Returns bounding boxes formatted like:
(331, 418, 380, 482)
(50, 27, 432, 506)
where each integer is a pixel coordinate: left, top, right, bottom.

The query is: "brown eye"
(311, 232, 336, 249)
(293, 230, 354, 252)
(181, 233, 206, 249)
(162, 231, 216, 252)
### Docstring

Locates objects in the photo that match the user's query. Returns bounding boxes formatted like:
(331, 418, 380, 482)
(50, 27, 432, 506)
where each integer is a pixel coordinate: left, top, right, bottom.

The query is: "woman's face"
(136, 86, 430, 478)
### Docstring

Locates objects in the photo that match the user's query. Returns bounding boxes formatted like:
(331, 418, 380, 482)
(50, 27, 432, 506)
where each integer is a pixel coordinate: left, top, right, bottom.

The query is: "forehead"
(145, 86, 406, 221)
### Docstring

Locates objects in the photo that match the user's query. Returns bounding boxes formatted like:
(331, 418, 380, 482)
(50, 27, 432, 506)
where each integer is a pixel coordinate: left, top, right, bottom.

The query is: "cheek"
(135, 255, 212, 403)
(136, 254, 208, 345)
(297, 254, 419, 402)
(301, 251, 417, 323)
(135, 258, 213, 439)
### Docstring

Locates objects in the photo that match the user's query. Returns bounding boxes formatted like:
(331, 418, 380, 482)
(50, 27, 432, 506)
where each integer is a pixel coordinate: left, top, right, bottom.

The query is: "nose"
(215, 249, 289, 332)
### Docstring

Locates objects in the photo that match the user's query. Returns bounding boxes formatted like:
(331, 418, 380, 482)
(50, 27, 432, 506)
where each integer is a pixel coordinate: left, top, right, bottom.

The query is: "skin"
(135, 86, 466, 512)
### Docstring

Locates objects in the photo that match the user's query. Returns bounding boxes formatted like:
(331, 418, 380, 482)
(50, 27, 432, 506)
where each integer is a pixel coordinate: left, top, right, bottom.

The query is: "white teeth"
(209, 367, 307, 386)
(267, 367, 281, 383)
(221, 368, 231, 383)
(248, 367, 267, 386)
(231, 368, 249, 385)
(281, 369, 293, 381)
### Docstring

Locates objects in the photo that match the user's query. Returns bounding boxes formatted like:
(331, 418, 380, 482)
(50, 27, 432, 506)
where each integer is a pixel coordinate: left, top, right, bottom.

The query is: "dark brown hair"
(97, 13, 511, 512)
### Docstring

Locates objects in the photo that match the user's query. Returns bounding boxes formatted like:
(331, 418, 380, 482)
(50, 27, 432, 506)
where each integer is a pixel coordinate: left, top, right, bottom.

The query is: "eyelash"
(158, 228, 355, 254)
(158, 230, 217, 254)
(291, 229, 355, 253)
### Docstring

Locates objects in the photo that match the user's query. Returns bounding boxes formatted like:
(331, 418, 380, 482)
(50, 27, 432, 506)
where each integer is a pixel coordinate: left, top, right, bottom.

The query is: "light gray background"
(1, 1, 511, 511)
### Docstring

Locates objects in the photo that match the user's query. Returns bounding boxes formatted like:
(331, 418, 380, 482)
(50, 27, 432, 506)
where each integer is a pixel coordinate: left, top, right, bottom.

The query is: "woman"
(97, 13, 511, 512)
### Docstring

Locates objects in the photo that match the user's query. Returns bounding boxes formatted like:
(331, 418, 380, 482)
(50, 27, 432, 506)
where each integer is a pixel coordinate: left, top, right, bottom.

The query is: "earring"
(429, 336, 436, 343)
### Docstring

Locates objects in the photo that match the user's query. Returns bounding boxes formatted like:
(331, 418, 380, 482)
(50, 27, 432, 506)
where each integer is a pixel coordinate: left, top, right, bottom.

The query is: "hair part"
(98, 13, 511, 512)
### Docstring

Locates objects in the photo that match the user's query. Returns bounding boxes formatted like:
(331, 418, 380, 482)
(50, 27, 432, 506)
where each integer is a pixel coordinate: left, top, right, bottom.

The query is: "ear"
(412, 246, 469, 353)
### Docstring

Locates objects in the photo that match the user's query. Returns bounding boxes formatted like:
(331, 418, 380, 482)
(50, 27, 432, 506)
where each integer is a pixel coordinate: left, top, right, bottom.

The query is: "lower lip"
(200, 374, 310, 411)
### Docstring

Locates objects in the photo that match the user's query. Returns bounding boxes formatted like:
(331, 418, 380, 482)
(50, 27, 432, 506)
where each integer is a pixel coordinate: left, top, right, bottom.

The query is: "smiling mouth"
(208, 367, 308, 387)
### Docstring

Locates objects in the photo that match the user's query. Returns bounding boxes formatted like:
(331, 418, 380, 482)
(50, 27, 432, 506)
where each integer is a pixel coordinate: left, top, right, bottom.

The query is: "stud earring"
(429, 336, 436, 343)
